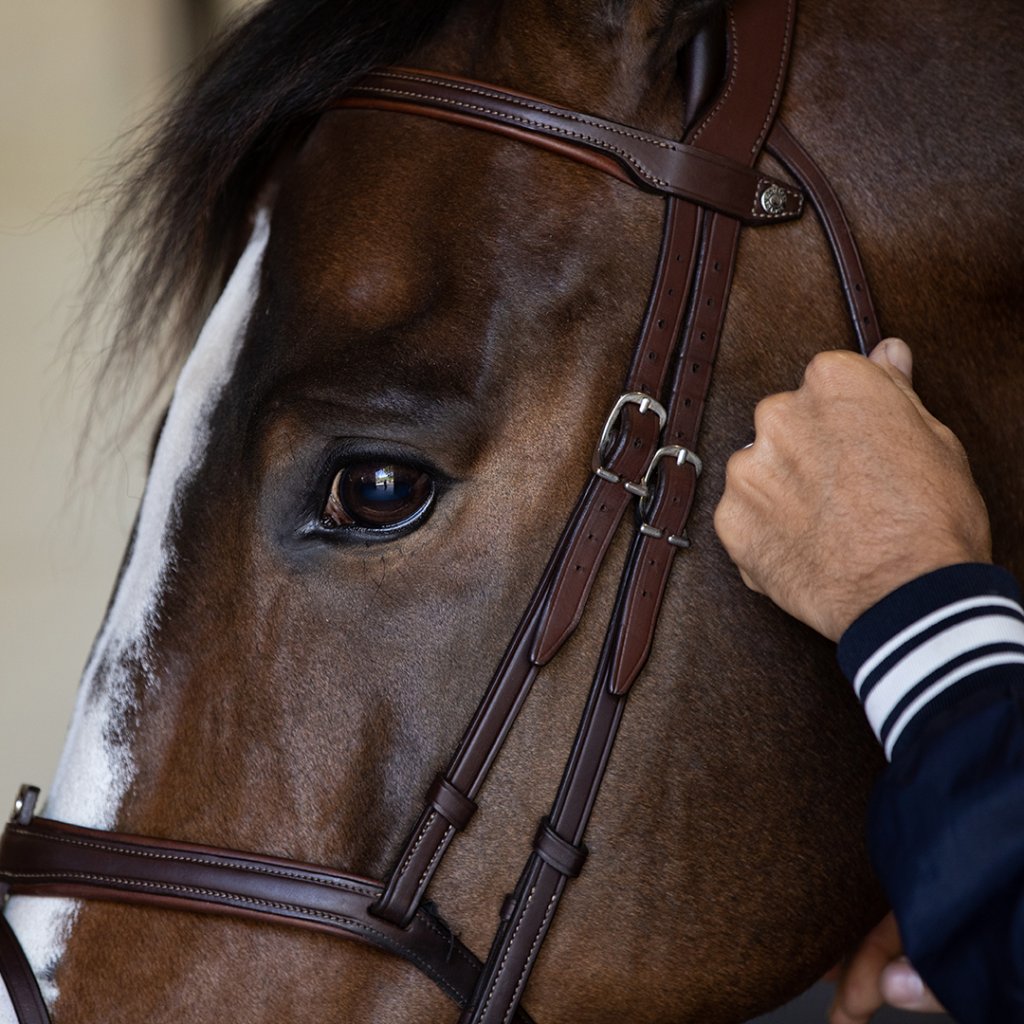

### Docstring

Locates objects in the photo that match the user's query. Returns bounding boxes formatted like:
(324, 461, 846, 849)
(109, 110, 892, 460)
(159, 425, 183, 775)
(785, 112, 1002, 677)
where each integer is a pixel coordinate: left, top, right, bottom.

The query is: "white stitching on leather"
(752, 0, 795, 154)
(689, 4, 739, 144)
(501, 891, 558, 1024)
(354, 85, 673, 189)
(380, 70, 676, 151)
(418, 824, 454, 888)
(7, 827, 378, 898)
(476, 885, 535, 1021)
(395, 810, 437, 879)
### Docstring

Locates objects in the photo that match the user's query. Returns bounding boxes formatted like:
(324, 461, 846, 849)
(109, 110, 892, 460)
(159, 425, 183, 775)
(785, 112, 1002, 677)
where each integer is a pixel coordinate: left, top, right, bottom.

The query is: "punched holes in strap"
(427, 775, 478, 831)
(533, 818, 587, 878)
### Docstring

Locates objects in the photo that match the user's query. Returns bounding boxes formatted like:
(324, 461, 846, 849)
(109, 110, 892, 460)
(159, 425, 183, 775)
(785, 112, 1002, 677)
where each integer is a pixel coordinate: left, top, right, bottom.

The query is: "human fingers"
(713, 446, 771, 594)
(865, 338, 959, 445)
(868, 336, 913, 384)
(829, 914, 902, 1024)
(879, 958, 945, 1013)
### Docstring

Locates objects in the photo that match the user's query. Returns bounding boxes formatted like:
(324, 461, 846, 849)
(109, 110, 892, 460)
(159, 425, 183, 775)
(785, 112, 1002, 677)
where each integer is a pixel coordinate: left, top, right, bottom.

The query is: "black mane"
(89, 0, 455, 408)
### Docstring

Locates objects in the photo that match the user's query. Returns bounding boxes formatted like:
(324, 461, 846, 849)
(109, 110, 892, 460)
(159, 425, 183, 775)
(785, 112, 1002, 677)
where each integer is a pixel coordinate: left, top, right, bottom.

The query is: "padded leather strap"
(373, 151, 707, 932)
(532, 819, 587, 879)
(427, 774, 477, 831)
(0, 818, 533, 1024)
(337, 69, 803, 225)
(459, 2, 799, 1020)
(0, 911, 48, 1024)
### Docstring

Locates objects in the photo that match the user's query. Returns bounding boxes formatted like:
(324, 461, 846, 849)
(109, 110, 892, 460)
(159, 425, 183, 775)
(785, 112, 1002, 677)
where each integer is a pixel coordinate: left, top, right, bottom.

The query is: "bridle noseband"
(0, 1, 882, 1022)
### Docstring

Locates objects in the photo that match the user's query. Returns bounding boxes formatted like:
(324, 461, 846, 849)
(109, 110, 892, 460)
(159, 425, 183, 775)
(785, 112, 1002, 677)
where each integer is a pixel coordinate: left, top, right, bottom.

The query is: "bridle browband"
(0, 1, 882, 1021)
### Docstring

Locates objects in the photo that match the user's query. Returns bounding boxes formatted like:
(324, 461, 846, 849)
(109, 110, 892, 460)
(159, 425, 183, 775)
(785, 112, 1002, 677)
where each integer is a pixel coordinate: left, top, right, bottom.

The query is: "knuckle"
(752, 392, 789, 435)
(723, 447, 747, 479)
(933, 420, 963, 451)
(804, 349, 859, 391)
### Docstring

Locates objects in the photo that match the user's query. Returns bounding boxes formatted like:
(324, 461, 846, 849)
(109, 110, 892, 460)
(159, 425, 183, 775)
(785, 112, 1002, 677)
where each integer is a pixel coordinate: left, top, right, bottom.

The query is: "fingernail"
(881, 961, 925, 1005)
(879, 337, 913, 379)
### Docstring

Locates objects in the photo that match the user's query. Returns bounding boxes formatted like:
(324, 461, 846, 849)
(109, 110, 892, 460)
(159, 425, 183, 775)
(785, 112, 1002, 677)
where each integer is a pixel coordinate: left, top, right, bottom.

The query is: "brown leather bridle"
(0, 1, 882, 1021)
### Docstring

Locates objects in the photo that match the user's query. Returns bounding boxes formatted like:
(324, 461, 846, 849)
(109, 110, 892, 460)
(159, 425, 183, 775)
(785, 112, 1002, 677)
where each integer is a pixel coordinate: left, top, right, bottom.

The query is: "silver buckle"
(591, 392, 668, 485)
(638, 445, 702, 547)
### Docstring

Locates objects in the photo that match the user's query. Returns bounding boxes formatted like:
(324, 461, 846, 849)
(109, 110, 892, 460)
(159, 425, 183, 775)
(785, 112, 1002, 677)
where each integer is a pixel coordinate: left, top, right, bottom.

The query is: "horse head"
(13, 0, 1022, 1019)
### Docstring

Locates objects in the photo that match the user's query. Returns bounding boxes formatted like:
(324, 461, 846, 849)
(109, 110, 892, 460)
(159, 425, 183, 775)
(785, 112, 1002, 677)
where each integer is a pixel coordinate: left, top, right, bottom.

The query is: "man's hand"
(829, 913, 946, 1023)
(713, 338, 992, 641)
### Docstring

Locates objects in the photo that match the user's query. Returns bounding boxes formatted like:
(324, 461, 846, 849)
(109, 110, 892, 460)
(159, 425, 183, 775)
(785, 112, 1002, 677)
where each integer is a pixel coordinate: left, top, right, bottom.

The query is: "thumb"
(879, 959, 946, 1013)
(869, 336, 914, 385)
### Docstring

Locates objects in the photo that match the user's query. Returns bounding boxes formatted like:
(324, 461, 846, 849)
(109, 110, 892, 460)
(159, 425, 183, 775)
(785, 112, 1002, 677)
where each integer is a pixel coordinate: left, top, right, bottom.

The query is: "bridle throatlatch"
(0, 1, 882, 1021)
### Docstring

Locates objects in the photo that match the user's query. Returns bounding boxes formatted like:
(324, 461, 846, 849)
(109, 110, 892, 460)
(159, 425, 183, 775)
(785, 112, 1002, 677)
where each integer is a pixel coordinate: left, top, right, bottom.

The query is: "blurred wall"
(0, 0, 251, 811)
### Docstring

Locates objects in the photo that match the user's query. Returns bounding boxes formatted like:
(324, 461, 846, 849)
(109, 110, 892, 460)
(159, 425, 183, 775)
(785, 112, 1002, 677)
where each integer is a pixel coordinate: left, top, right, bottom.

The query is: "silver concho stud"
(760, 183, 789, 215)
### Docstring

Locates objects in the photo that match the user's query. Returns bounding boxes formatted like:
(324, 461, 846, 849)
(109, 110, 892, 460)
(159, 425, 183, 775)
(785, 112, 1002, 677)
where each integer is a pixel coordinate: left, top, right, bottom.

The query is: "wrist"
(832, 549, 991, 640)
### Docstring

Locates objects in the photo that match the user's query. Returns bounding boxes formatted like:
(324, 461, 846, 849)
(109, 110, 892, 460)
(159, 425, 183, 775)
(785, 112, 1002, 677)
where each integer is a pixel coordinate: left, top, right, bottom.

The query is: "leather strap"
(0, 817, 533, 1024)
(532, 819, 587, 880)
(609, 213, 741, 694)
(766, 121, 882, 355)
(372, 123, 710, 932)
(458, 3, 799, 1020)
(336, 69, 803, 225)
(0, 911, 48, 1024)
(530, 199, 704, 664)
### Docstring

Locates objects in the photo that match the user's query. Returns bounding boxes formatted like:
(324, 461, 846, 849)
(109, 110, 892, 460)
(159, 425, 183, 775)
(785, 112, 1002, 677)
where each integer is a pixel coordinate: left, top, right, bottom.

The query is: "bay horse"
(2, 0, 1022, 1021)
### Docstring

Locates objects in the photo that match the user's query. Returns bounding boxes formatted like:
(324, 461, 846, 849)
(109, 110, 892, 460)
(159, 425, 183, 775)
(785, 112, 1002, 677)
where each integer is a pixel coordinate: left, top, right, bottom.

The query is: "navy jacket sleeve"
(836, 563, 1024, 1024)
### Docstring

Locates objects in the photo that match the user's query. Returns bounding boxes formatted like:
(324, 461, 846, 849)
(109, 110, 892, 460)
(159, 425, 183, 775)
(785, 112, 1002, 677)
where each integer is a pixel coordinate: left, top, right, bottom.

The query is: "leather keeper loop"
(499, 893, 517, 923)
(427, 775, 477, 831)
(533, 818, 588, 878)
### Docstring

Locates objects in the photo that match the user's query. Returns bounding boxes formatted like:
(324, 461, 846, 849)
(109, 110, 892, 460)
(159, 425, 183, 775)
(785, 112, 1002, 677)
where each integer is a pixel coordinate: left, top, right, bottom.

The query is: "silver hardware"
(10, 785, 39, 825)
(640, 445, 702, 499)
(592, 392, 668, 483)
(623, 481, 648, 498)
(760, 183, 789, 216)
(637, 445, 703, 540)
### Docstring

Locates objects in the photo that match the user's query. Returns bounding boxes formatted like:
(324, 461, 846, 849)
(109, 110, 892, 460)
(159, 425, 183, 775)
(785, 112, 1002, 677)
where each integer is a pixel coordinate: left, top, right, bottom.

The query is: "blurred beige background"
(0, 0, 251, 810)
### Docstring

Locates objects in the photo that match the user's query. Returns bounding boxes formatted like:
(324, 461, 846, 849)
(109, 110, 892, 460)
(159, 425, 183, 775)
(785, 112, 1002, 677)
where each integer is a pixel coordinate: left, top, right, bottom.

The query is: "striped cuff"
(837, 564, 1024, 760)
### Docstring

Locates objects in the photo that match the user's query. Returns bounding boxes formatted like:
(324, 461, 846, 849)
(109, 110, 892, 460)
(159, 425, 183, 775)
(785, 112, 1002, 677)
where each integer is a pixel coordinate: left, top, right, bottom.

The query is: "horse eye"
(322, 461, 434, 532)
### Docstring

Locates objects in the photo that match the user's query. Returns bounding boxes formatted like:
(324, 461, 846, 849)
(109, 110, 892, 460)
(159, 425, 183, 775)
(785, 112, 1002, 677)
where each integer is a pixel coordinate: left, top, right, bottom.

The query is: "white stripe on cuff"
(882, 652, 1024, 759)
(853, 595, 1023, 698)
(852, 592, 1024, 758)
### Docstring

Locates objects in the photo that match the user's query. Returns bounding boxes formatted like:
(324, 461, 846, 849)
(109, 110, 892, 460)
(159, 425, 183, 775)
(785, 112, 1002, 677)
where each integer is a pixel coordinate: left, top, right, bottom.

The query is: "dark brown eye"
(322, 462, 434, 531)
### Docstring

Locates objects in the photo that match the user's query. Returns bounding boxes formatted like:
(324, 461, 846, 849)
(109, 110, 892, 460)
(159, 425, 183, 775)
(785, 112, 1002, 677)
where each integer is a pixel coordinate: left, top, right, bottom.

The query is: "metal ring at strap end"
(591, 392, 668, 487)
(637, 445, 702, 548)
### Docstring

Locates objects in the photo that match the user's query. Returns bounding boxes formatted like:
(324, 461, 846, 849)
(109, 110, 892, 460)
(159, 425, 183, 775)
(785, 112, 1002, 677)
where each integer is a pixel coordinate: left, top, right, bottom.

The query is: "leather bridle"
(0, 1, 882, 1021)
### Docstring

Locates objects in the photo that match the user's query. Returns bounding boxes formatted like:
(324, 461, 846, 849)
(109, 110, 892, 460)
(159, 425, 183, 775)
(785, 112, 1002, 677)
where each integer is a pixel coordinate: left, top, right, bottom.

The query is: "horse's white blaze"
(1, 212, 271, 1021)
